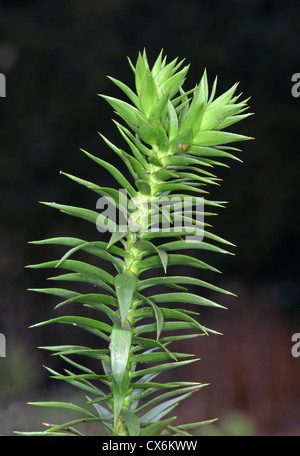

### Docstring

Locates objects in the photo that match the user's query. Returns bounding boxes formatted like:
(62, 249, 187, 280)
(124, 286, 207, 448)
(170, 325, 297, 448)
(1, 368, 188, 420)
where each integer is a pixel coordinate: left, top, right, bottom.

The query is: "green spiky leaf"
(25, 49, 251, 437)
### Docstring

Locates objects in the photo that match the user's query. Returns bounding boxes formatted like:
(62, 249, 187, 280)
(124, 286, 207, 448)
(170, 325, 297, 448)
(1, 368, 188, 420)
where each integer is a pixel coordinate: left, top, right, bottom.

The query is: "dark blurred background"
(0, 0, 300, 436)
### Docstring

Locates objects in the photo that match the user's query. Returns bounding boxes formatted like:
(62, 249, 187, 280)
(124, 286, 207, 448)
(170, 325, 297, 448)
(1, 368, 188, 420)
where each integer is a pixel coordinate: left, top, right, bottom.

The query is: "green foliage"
(20, 50, 251, 436)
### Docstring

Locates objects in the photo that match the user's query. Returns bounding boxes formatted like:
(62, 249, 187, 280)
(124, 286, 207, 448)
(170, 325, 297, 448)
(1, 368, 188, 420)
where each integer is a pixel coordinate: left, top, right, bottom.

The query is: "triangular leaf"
(114, 272, 138, 325)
